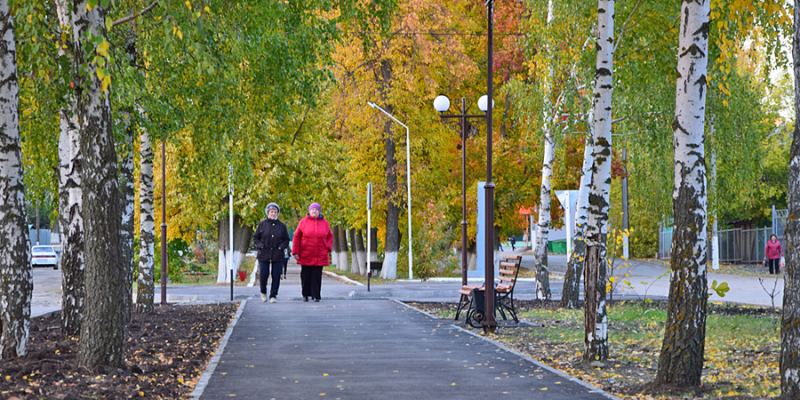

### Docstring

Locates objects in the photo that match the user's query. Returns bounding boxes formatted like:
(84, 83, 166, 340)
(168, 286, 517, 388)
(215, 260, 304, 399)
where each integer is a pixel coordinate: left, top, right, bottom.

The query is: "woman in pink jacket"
(292, 203, 333, 302)
(763, 234, 783, 274)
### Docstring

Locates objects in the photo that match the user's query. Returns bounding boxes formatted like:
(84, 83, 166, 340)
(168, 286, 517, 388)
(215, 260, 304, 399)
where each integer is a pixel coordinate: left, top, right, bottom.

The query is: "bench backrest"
(498, 255, 521, 289)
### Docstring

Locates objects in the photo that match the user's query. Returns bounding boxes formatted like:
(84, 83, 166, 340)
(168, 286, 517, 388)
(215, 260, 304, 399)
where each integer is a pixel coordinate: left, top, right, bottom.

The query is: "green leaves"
(710, 280, 730, 298)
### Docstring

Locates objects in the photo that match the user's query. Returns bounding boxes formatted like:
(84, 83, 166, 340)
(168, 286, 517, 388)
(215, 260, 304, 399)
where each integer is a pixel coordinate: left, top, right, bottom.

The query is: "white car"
(31, 246, 58, 270)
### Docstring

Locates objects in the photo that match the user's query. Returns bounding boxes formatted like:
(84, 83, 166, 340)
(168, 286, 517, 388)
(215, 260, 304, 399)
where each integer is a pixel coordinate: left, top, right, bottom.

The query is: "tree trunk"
(379, 59, 399, 280)
(533, 124, 554, 300)
(583, 0, 615, 362)
(119, 33, 136, 322)
(780, 3, 800, 395)
(337, 225, 349, 272)
(55, 0, 84, 337)
(136, 129, 155, 314)
(72, 0, 126, 370)
(216, 213, 253, 283)
(655, 0, 710, 387)
(58, 104, 85, 335)
(369, 228, 378, 261)
(561, 130, 594, 309)
(352, 228, 367, 275)
(0, 0, 32, 358)
(119, 112, 135, 322)
(331, 225, 341, 267)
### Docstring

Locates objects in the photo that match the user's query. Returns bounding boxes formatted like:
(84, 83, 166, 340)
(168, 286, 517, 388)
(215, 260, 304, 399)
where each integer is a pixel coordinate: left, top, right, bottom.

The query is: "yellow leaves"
(96, 40, 110, 58)
(185, 0, 192, 10)
(172, 26, 184, 40)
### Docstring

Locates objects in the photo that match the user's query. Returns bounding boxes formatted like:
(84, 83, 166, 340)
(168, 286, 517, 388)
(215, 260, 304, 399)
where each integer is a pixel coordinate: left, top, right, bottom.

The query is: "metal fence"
(659, 211, 787, 265)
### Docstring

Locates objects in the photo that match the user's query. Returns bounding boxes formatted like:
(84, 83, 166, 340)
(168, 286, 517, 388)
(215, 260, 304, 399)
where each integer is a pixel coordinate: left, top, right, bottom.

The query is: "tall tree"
(71, 0, 126, 370)
(780, 1, 800, 394)
(0, 0, 32, 359)
(561, 128, 593, 308)
(54, 0, 85, 337)
(655, 0, 710, 387)
(583, 0, 614, 362)
(136, 129, 155, 314)
(118, 31, 137, 322)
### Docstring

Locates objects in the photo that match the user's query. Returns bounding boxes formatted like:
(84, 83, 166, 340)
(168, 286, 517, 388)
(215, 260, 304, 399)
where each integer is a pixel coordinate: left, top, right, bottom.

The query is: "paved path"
(197, 299, 612, 400)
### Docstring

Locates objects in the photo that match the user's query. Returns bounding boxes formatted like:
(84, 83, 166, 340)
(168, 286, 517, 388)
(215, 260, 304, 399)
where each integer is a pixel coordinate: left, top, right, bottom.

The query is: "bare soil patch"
(0, 302, 238, 399)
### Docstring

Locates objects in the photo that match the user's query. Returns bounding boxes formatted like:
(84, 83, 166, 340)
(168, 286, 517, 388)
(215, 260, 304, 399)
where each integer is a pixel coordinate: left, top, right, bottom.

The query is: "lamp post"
(483, 0, 497, 333)
(366, 102, 413, 280)
(160, 139, 167, 305)
(433, 96, 491, 291)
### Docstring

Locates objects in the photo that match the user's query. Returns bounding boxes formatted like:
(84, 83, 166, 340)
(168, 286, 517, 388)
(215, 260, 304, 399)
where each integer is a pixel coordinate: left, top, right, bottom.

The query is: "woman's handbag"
(781, 256, 786, 268)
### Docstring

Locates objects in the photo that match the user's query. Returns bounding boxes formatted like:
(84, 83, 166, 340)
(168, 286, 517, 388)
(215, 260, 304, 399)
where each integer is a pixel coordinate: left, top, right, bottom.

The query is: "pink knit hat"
(309, 202, 322, 213)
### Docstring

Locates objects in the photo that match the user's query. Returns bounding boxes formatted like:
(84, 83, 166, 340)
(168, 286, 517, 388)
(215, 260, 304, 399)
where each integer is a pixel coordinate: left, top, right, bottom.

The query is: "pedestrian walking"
(509, 236, 516, 251)
(763, 234, 783, 274)
(253, 203, 290, 303)
(292, 202, 333, 302)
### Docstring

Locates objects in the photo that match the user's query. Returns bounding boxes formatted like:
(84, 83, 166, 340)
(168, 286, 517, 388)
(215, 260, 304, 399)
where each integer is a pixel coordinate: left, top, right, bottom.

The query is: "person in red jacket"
(292, 202, 333, 302)
(763, 234, 783, 274)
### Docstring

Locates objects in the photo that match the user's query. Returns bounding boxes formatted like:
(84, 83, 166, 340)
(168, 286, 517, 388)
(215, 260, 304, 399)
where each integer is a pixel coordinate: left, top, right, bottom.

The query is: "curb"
(322, 270, 364, 286)
(190, 299, 247, 400)
(453, 325, 623, 400)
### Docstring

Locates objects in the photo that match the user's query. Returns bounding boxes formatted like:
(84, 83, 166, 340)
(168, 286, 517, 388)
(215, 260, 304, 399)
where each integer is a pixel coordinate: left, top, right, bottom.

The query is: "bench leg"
(454, 294, 470, 321)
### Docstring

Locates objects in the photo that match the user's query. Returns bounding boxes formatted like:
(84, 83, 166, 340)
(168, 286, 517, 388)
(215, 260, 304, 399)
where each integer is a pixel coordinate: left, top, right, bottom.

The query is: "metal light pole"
(229, 165, 234, 301)
(160, 139, 167, 305)
(367, 102, 413, 280)
(433, 96, 489, 289)
(483, 0, 497, 333)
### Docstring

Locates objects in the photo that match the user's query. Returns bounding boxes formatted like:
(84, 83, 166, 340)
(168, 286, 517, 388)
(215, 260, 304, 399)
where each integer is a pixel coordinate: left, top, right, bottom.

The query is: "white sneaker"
(261, 293, 267, 302)
(269, 297, 277, 303)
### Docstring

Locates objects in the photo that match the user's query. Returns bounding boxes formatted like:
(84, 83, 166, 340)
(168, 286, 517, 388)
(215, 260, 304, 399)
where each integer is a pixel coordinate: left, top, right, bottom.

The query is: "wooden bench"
(454, 255, 522, 327)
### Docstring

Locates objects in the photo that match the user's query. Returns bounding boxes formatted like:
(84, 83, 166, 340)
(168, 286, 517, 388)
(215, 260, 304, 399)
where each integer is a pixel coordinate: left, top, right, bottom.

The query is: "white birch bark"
(0, 0, 32, 358)
(655, 0, 709, 386)
(72, 0, 126, 370)
(584, 0, 614, 362)
(136, 129, 155, 313)
(119, 112, 135, 321)
(55, 0, 84, 337)
(780, 2, 800, 395)
(532, 0, 556, 300)
(561, 124, 594, 308)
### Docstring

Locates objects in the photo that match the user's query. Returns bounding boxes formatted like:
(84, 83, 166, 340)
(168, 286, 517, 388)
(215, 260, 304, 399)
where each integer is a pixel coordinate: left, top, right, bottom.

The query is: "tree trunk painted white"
(378, 59, 399, 280)
(56, 0, 84, 337)
(337, 226, 349, 272)
(216, 214, 253, 283)
(351, 228, 367, 275)
(561, 126, 594, 309)
(655, 0, 710, 387)
(780, 3, 800, 395)
(119, 111, 135, 322)
(72, 0, 126, 370)
(532, 0, 556, 300)
(136, 129, 155, 314)
(0, 1, 32, 358)
(331, 226, 341, 267)
(584, 0, 614, 362)
(709, 121, 719, 270)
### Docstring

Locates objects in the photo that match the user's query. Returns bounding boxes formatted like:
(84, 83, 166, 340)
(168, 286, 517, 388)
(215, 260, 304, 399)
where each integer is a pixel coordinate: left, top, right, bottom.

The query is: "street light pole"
(483, 0, 497, 333)
(160, 139, 167, 305)
(366, 102, 413, 280)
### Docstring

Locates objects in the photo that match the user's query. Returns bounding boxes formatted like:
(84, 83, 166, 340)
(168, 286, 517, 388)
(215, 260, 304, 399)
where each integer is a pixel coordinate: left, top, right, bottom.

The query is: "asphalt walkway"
(195, 298, 613, 400)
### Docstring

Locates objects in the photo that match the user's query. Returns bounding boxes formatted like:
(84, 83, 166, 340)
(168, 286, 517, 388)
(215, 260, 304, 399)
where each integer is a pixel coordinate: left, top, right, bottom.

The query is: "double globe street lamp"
(433, 94, 496, 333)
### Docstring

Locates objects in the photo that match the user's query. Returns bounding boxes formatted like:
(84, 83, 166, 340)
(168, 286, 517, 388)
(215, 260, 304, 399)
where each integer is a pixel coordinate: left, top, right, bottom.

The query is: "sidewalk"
(194, 299, 615, 400)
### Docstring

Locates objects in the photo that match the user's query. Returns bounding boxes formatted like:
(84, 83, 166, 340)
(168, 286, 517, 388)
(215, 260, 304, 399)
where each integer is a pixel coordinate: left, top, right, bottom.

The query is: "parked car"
(31, 246, 58, 270)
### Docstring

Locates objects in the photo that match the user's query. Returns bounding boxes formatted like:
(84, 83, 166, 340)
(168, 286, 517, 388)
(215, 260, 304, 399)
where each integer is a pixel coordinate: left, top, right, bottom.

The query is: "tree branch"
(291, 105, 313, 146)
(112, 1, 159, 28)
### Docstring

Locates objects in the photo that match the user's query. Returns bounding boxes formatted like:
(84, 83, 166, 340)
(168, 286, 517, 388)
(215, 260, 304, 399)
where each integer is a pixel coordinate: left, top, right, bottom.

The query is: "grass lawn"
(414, 300, 782, 399)
(322, 265, 393, 286)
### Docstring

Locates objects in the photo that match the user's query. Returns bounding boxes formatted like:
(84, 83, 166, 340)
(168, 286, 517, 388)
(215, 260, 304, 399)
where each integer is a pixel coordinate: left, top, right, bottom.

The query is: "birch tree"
(780, 2, 800, 394)
(54, 0, 85, 337)
(532, 0, 555, 300)
(561, 123, 593, 309)
(71, 0, 126, 370)
(0, 0, 32, 359)
(136, 129, 155, 314)
(118, 32, 137, 322)
(583, 0, 614, 362)
(655, 0, 710, 387)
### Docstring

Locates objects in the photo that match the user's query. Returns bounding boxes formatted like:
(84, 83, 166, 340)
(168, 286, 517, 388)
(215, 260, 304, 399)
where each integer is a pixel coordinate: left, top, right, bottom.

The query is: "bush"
(154, 239, 190, 284)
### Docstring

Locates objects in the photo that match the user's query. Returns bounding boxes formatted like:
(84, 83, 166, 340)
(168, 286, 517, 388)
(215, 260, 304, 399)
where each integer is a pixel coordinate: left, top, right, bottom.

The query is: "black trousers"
(767, 258, 781, 274)
(259, 260, 282, 298)
(301, 265, 323, 300)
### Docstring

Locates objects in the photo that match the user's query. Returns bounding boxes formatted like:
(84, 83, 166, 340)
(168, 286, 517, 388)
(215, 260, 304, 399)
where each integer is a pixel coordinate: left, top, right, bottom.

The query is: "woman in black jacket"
(253, 203, 290, 302)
